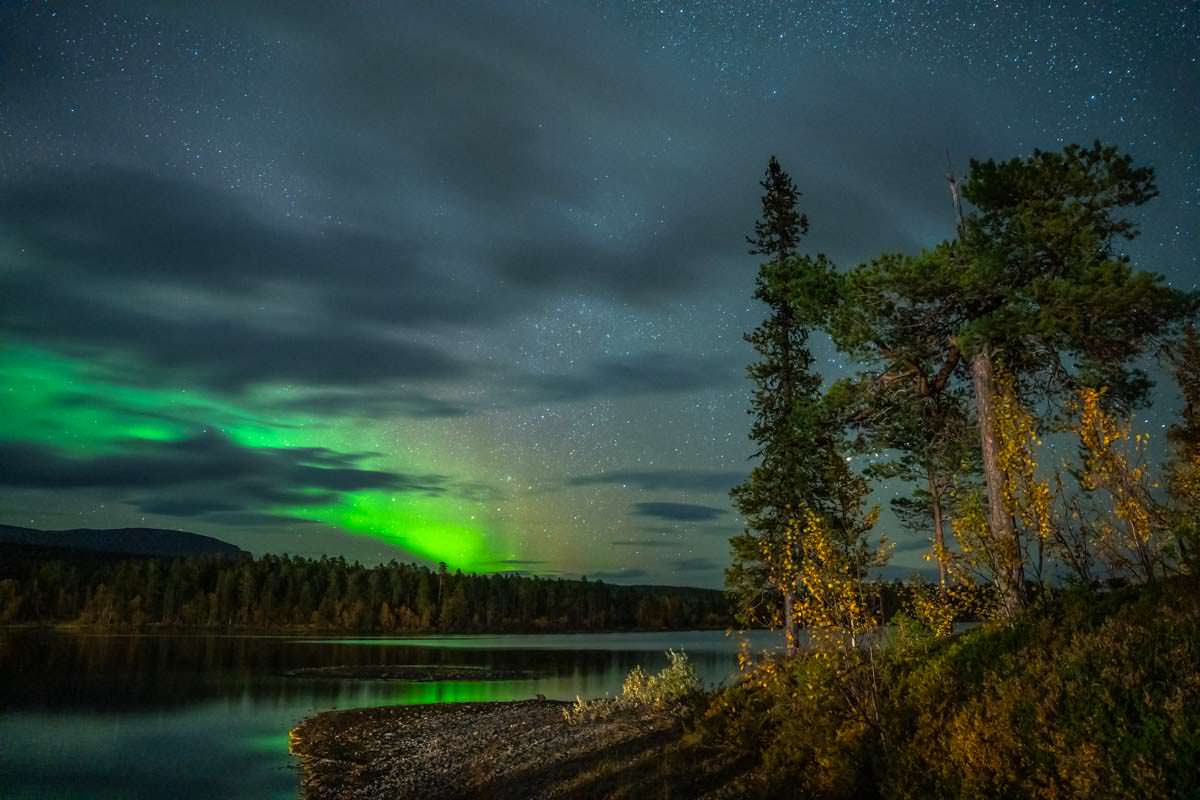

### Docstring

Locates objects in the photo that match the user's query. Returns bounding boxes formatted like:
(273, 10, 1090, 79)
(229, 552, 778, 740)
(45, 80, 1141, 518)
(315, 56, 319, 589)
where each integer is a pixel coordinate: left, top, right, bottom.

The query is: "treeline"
(0, 547, 733, 632)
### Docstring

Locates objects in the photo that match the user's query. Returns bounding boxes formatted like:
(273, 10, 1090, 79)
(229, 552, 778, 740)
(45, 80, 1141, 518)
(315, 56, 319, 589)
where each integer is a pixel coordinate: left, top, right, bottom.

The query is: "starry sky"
(1, 1, 1197, 587)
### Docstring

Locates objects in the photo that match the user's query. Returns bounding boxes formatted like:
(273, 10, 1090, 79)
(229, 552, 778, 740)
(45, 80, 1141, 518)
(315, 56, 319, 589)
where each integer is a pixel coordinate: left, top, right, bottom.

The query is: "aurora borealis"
(1, 1, 1197, 585)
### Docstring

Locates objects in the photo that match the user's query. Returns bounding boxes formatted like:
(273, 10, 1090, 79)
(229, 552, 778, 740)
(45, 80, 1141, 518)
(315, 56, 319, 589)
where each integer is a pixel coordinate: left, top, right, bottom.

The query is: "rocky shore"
(289, 699, 692, 799)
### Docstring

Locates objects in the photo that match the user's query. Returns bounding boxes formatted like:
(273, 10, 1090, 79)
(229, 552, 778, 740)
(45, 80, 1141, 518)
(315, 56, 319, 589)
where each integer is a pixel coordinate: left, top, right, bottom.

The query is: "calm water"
(0, 629, 779, 800)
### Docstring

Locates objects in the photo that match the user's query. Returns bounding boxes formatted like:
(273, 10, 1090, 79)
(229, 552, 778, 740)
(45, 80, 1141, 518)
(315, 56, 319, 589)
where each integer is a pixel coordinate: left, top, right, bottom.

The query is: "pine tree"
(830, 143, 1194, 616)
(950, 143, 1194, 613)
(830, 248, 979, 588)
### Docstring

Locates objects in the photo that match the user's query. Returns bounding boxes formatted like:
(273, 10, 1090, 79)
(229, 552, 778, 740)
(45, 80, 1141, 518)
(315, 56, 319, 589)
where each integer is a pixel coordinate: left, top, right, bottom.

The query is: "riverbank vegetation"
(540, 578, 1197, 800)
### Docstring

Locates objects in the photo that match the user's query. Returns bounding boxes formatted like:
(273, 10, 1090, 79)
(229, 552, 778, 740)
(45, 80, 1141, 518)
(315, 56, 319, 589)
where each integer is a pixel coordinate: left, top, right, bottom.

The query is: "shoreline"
(289, 699, 689, 800)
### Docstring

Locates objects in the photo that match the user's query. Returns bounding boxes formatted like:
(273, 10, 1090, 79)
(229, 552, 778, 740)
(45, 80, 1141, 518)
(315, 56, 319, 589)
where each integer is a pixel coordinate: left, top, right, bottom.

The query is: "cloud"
(611, 540, 674, 548)
(0, 0, 754, 404)
(203, 512, 322, 528)
(0, 0, 990, 416)
(519, 351, 742, 404)
(136, 497, 243, 517)
(266, 387, 472, 419)
(632, 501, 728, 522)
(0, 268, 472, 393)
(0, 432, 449, 522)
(587, 568, 649, 581)
(671, 557, 722, 572)
(570, 469, 744, 492)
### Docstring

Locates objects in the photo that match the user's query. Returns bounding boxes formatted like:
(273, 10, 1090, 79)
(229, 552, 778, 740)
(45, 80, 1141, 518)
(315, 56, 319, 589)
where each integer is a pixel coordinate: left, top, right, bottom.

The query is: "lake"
(0, 629, 779, 799)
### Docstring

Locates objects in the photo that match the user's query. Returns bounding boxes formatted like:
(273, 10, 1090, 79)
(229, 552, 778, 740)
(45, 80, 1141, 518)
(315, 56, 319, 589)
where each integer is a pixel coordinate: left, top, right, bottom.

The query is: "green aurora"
(1, 345, 510, 568)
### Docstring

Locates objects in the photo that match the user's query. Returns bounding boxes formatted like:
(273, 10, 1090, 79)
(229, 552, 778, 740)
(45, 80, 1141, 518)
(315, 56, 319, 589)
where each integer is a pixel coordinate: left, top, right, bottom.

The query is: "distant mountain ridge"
(0, 524, 246, 559)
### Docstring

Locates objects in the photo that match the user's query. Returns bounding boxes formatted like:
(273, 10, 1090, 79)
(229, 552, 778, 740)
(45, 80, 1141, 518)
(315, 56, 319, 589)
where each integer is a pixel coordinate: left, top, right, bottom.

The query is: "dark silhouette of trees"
(0, 548, 732, 633)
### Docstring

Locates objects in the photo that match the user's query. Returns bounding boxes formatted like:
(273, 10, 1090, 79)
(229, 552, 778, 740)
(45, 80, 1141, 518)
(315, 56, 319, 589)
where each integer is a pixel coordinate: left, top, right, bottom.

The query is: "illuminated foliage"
(943, 374, 1051, 617)
(790, 507, 882, 651)
(993, 373, 1053, 550)
(563, 649, 701, 724)
(693, 581, 1200, 800)
(1072, 387, 1167, 582)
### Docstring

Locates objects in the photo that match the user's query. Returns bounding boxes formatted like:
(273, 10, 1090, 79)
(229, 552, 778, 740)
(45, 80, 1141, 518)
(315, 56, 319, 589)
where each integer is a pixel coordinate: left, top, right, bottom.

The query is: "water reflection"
(0, 629, 779, 799)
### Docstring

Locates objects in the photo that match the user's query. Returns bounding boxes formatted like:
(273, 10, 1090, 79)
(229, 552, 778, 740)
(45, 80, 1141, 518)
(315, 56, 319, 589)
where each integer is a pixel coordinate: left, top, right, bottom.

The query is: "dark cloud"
(0, 267, 471, 392)
(136, 497, 242, 517)
(521, 352, 741, 404)
(0, 166, 512, 328)
(0, 433, 448, 522)
(632, 502, 728, 522)
(202, 512, 321, 529)
(0, 0, 995, 430)
(490, 559, 551, 567)
(611, 540, 674, 548)
(0, 162, 738, 404)
(266, 387, 472, 420)
(570, 469, 744, 492)
(671, 557, 721, 573)
(587, 568, 649, 581)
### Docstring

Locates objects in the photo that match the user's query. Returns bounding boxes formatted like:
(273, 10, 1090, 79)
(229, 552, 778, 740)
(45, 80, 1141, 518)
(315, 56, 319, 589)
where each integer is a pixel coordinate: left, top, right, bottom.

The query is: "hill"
(0, 524, 246, 559)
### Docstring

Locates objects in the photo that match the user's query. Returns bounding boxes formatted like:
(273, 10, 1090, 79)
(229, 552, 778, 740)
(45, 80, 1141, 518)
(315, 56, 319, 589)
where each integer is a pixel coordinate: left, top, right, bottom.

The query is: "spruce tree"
(729, 157, 844, 651)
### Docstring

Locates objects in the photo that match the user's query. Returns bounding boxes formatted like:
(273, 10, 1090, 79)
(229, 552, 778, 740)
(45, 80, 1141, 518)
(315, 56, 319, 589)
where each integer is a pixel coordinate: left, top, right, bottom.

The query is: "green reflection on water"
(378, 679, 532, 705)
(243, 733, 291, 754)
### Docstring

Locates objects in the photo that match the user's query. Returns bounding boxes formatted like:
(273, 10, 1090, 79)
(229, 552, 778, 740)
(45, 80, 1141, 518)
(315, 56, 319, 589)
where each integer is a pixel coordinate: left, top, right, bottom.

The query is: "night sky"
(1, 1, 1197, 587)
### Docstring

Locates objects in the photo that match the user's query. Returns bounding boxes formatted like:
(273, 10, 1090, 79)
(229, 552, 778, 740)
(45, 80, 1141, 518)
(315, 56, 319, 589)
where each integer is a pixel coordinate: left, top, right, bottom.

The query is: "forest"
(0, 548, 734, 633)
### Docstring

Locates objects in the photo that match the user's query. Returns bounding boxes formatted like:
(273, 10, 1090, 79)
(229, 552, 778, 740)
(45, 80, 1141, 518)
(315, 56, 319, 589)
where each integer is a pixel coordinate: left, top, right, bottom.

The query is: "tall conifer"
(729, 157, 845, 651)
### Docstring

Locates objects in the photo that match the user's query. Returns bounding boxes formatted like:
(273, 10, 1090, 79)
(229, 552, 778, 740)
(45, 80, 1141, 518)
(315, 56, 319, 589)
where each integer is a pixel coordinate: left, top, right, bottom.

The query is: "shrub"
(563, 649, 701, 723)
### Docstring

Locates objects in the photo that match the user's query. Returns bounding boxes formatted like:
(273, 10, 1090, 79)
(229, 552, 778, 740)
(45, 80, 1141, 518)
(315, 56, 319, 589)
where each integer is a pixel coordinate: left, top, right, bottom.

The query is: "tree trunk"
(928, 467, 946, 588)
(970, 348, 1025, 617)
(783, 590, 798, 655)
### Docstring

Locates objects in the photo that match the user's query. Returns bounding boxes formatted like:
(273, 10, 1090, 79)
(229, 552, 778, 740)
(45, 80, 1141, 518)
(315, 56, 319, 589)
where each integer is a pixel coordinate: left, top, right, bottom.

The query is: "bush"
(564, 649, 701, 723)
(886, 580, 1200, 800)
